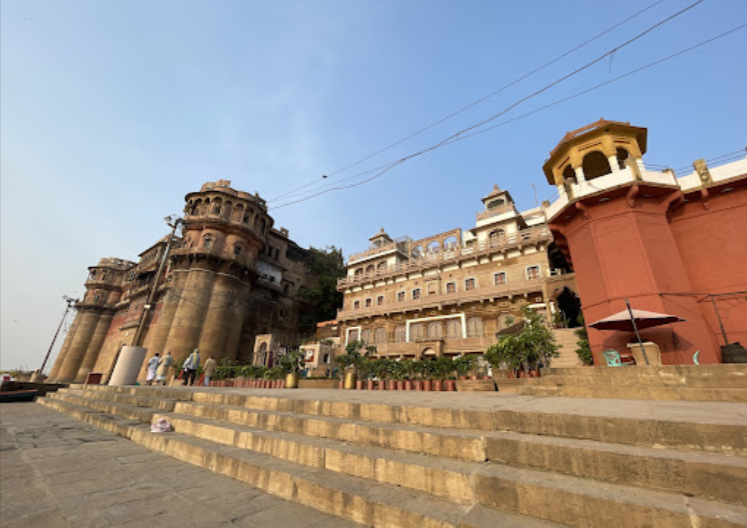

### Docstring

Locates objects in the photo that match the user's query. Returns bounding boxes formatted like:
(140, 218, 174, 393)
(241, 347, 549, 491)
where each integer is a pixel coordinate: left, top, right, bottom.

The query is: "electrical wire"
(271, 20, 744, 211)
(267, 0, 669, 203)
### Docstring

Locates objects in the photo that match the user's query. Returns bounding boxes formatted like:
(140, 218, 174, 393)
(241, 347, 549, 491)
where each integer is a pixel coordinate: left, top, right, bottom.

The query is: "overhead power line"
(267, 0, 668, 203)
(271, 22, 746, 211)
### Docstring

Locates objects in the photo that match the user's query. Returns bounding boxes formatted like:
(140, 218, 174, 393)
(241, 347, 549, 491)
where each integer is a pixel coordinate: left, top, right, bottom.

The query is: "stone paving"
(0, 403, 362, 528)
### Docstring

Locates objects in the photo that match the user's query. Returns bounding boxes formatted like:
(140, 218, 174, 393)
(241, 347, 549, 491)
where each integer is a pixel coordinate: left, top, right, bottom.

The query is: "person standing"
(145, 353, 160, 385)
(156, 351, 173, 386)
(203, 355, 217, 387)
(183, 349, 200, 386)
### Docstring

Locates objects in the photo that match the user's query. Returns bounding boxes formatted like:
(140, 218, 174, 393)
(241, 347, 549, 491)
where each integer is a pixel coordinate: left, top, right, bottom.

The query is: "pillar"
(47, 316, 82, 380)
(223, 284, 251, 361)
(74, 313, 113, 382)
(161, 266, 217, 362)
(197, 273, 246, 362)
(55, 309, 102, 382)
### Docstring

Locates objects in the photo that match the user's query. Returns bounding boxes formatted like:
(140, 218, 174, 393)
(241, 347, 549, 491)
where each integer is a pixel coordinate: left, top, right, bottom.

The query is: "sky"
(1, 0, 745, 371)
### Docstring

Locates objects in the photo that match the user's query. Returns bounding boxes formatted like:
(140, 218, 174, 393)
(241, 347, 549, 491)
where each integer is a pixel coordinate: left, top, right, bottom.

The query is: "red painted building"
(543, 120, 747, 365)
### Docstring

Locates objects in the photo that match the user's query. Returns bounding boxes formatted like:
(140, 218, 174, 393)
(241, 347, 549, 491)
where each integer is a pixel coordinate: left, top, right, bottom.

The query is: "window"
(494, 272, 507, 285)
(361, 329, 372, 343)
(427, 283, 437, 296)
(233, 244, 243, 257)
(100, 271, 108, 281)
(397, 291, 405, 302)
(465, 278, 476, 291)
(89, 270, 97, 280)
(394, 325, 406, 343)
(365, 264, 375, 275)
(376, 295, 384, 306)
(323, 353, 330, 364)
(446, 319, 461, 339)
(93, 294, 101, 302)
(243, 214, 250, 223)
(374, 327, 387, 344)
(489, 229, 505, 245)
(412, 288, 421, 300)
(427, 322, 443, 340)
(526, 266, 541, 280)
(466, 317, 484, 338)
(365, 298, 372, 308)
(354, 300, 361, 310)
(410, 323, 424, 341)
(202, 236, 213, 249)
(446, 282, 456, 294)
(377, 261, 387, 273)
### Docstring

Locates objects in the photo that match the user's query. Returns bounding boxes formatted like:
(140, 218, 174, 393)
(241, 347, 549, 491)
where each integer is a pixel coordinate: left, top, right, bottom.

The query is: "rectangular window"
(365, 298, 372, 308)
(412, 288, 421, 300)
(354, 300, 361, 310)
(527, 266, 541, 280)
(397, 291, 405, 302)
(494, 272, 507, 285)
(446, 282, 456, 294)
(465, 278, 476, 291)
(377, 295, 384, 306)
(427, 283, 437, 295)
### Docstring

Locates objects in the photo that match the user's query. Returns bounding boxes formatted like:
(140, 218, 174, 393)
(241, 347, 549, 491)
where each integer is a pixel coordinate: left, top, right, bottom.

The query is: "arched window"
(354, 268, 364, 278)
(410, 323, 424, 342)
(361, 329, 372, 344)
(582, 151, 612, 181)
(233, 204, 244, 221)
(489, 229, 505, 246)
(374, 327, 387, 344)
(562, 164, 576, 184)
(365, 264, 375, 275)
(443, 236, 459, 251)
(202, 235, 214, 249)
(377, 261, 387, 273)
(394, 325, 406, 343)
(616, 148, 630, 170)
(426, 241, 440, 254)
(466, 317, 484, 338)
(323, 353, 330, 364)
(487, 198, 505, 210)
(211, 198, 222, 215)
(427, 321, 443, 340)
(446, 319, 461, 339)
(233, 244, 243, 257)
(260, 219, 267, 234)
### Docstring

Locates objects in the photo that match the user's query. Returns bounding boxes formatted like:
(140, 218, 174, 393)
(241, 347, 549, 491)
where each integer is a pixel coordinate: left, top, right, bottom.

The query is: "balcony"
(475, 203, 514, 223)
(339, 225, 551, 289)
(337, 277, 545, 321)
(347, 236, 412, 265)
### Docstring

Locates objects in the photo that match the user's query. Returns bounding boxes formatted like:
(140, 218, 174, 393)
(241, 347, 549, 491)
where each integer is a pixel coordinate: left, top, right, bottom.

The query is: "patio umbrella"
(588, 299, 686, 365)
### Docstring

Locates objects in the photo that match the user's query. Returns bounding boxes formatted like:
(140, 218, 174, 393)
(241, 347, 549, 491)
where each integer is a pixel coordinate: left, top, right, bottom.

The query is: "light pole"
(132, 215, 184, 347)
(39, 295, 78, 374)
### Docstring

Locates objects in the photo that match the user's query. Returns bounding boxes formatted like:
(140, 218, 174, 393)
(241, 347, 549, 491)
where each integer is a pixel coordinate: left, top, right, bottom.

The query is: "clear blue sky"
(2, 0, 745, 371)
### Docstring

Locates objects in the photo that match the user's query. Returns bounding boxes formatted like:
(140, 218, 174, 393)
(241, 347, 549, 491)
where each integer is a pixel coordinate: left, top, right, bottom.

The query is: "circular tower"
(156, 180, 270, 364)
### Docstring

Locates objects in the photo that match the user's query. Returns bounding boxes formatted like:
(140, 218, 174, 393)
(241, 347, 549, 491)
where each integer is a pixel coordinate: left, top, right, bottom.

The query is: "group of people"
(144, 348, 217, 387)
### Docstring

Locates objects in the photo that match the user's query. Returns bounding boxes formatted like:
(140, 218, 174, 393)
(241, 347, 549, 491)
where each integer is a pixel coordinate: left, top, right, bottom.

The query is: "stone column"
(197, 273, 244, 363)
(47, 316, 82, 380)
(74, 313, 113, 382)
(142, 274, 186, 357)
(55, 309, 101, 382)
(607, 155, 620, 172)
(222, 283, 251, 362)
(161, 267, 217, 362)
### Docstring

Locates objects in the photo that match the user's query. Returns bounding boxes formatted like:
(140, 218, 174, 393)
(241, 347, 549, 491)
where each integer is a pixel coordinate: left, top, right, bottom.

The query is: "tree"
(574, 313, 593, 366)
(484, 307, 559, 374)
(300, 246, 345, 331)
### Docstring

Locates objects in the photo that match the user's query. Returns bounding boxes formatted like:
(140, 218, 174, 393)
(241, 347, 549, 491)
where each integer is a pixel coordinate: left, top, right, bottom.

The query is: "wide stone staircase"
(519, 364, 747, 402)
(38, 385, 747, 527)
(548, 328, 582, 368)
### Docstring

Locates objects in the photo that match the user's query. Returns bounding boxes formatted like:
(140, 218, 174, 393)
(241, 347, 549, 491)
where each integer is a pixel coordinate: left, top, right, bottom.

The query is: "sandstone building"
(48, 180, 320, 383)
(336, 186, 580, 360)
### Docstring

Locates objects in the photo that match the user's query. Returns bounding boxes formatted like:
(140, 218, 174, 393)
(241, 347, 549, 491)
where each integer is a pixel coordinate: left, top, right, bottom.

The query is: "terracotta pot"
(445, 380, 456, 392)
(433, 380, 443, 392)
(459, 376, 468, 380)
(471, 375, 479, 380)
(367, 380, 375, 390)
(529, 370, 539, 378)
(423, 380, 432, 392)
(356, 380, 364, 391)
(338, 380, 344, 389)
(405, 380, 413, 391)
(378, 380, 386, 390)
(414, 380, 422, 391)
(388, 380, 397, 390)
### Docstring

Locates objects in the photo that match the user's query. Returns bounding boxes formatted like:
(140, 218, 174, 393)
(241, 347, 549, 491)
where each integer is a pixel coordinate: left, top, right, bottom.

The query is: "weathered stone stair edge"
(157, 407, 747, 506)
(49, 390, 747, 505)
(517, 385, 747, 402)
(37, 398, 747, 528)
(58, 387, 747, 455)
(36, 398, 567, 528)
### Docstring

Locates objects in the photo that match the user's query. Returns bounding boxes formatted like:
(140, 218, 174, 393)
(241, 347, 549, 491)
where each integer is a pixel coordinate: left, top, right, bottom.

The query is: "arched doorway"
(556, 287, 582, 328)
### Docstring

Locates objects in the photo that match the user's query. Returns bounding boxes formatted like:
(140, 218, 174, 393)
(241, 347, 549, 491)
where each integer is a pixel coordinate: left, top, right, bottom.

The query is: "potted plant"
(454, 355, 477, 380)
(373, 357, 390, 390)
(574, 313, 593, 366)
(277, 349, 305, 389)
(432, 356, 454, 392)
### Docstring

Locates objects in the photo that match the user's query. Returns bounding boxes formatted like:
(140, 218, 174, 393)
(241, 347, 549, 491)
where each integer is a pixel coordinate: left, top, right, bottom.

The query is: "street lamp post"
(39, 295, 78, 375)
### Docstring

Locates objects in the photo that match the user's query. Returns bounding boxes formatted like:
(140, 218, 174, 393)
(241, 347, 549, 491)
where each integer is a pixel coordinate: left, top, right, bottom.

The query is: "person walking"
(145, 353, 160, 385)
(156, 351, 173, 386)
(203, 355, 217, 387)
(183, 349, 200, 386)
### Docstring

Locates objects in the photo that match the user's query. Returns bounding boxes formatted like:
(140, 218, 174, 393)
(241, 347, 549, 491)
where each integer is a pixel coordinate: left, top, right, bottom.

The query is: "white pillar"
(607, 155, 620, 172)
(574, 166, 586, 182)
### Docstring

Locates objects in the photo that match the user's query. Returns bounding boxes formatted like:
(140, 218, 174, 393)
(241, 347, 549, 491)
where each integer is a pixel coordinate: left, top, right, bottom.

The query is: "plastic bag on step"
(150, 418, 172, 433)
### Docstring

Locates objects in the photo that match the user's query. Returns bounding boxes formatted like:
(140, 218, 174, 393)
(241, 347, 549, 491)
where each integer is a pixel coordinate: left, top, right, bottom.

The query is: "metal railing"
(340, 225, 551, 288)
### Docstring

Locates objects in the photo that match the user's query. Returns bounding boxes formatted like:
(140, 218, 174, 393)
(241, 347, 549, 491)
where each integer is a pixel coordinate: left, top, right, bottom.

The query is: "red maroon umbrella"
(588, 309, 686, 331)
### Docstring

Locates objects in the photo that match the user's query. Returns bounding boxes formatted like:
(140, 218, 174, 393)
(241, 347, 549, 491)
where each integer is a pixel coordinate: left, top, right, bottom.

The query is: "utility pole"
(39, 295, 77, 374)
(132, 215, 184, 347)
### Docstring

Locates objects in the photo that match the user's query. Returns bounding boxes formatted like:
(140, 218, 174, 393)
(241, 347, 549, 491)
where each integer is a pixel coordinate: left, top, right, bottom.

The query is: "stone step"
(518, 384, 747, 402)
(46, 392, 158, 422)
(58, 386, 747, 455)
(37, 397, 747, 528)
(36, 398, 568, 528)
(63, 388, 178, 410)
(526, 370, 747, 389)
